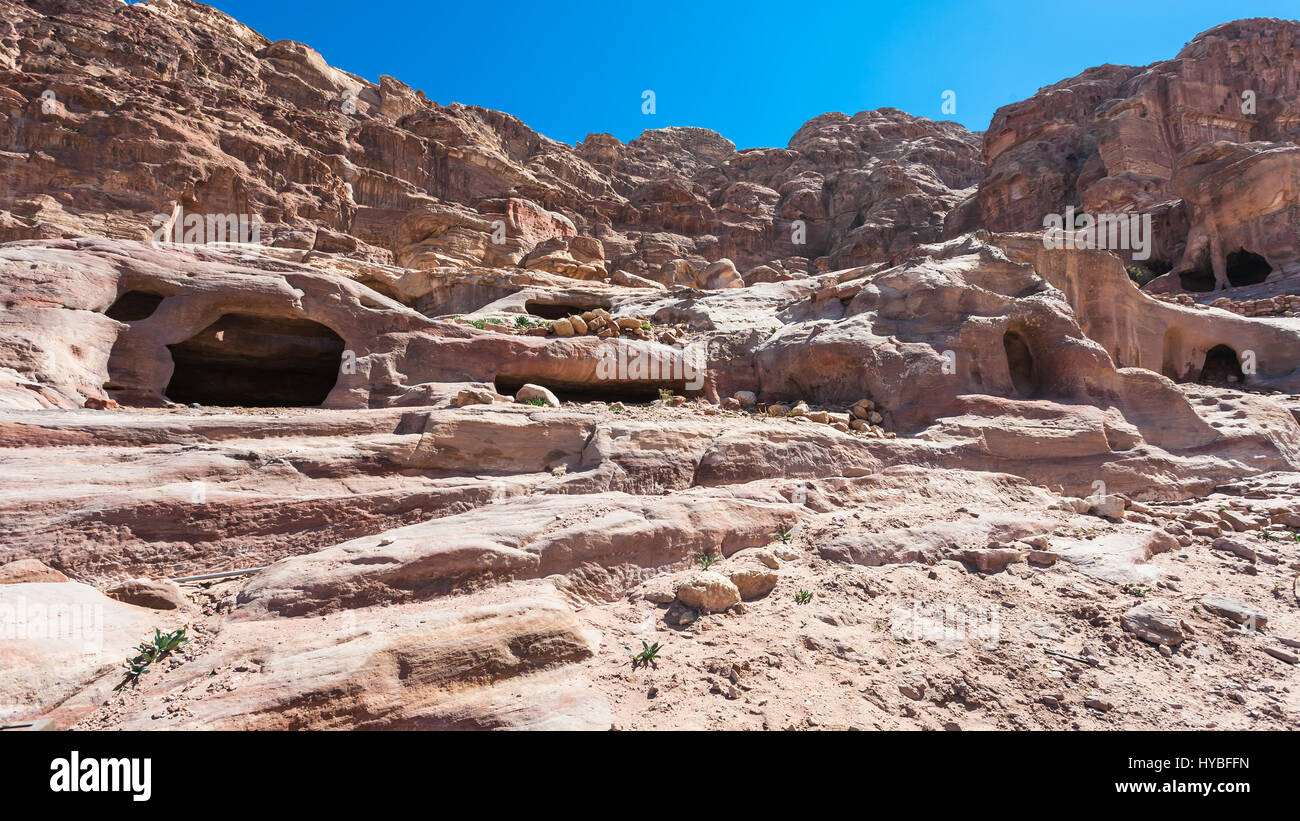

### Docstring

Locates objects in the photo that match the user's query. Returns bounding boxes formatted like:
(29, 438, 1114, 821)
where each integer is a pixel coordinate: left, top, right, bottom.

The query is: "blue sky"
(205, 0, 1300, 148)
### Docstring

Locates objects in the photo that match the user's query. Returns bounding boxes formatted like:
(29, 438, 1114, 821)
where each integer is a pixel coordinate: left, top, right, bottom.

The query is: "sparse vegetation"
(117, 627, 189, 691)
(658, 388, 674, 403)
(625, 640, 663, 669)
(1126, 265, 1158, 287)
(694, 552, 718, 569)
(1122, 583, 1150, 597)
(794, 589, 813, 604)
(774, 526, 793, 543)
(522, 397, 550, 407)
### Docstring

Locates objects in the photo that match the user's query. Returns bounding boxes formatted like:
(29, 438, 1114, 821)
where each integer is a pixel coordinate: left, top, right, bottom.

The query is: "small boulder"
(1200, 595, 1269, 629)
(455, 389, 495, 407)
(675, 570, 741, 612)
(733, 390, 757, 407)
(104, 578, 188, 611)
(0, 558, 68, 584)
(1091, 496, 1126, 519)
(515, 384, 560, 407)
(1121, 602, 1185, 646)
(552, 318, 575, 337)
(953, 547, 1022, 573)
(1211, 537, 1257, 562)
(726, 554, 779, 600)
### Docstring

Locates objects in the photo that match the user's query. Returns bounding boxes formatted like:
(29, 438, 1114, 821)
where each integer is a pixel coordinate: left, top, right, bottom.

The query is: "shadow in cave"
(1179, 249, 1271, 291)
(1003, 329, 1040, 398)
(494, 375, 688, 403)
(1225, 249, 1271, 287)
(523, 300, 605, 320)
(1197, 344, 1244, 385)
(165, 314, 345, 407)
(106, 291, 165, 322)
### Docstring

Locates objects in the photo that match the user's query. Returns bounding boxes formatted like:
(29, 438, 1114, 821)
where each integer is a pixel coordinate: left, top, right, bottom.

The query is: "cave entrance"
(106, 290, 165, 322)
(494, 375, 688, 404)
(524, 300, 603, 320)
(1179, 249, 1272, 291)
(165, 314, 345, 407)
(1197, 344, 1244, 385)
(1003, 329, 1039, 397)
(1226, 249, 1271, 287)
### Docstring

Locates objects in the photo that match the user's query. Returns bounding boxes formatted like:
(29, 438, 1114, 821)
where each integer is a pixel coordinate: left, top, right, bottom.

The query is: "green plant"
(1122, 583, 1149, 597)
(774, 526, 793, 543)
(658, 388, 675, 403)
(1126, 266, 1157, 286)
(625, 640, 663, 669)
(640, 321, 652, 330)
(794, 590, 813, 605)
(694, 552, 718, 569)
(522, 397, 549, 407)
(1257, 529, 1277, 541)
(117, 627, 190, 690)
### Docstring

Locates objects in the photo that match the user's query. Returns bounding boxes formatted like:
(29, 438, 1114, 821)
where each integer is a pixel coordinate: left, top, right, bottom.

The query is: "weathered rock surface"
(0, 3, 1299, 732)
(1121, 602, 1187, 646)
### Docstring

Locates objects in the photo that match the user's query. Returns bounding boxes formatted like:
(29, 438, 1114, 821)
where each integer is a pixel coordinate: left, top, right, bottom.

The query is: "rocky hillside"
(0, 0, 979, 284)
(0, 2, 1297, 732)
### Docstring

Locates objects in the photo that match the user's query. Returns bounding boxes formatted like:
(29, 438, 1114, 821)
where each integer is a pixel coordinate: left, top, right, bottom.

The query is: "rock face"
(0, 0, 978, 288)
(968, 19, 1300, 294)
(3, 4, 1300, 732)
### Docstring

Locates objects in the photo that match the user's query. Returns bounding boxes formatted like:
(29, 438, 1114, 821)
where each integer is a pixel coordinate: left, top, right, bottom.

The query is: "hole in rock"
(1179, 249, 1271, 291)
(1003, 329, 1039, 397)
(1225, 249, 1271, 287)
(165, 314, 345, 407)
(105, 291, 165, 322)
(1197, 344, 1244, 385)
(524, 300, 604, 320)
(494, 375, 689, 404)
(1179, 268, 1216, 292)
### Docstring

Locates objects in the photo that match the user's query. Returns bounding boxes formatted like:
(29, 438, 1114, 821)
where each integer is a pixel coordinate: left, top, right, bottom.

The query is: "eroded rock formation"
(1, 2, 1298, 731)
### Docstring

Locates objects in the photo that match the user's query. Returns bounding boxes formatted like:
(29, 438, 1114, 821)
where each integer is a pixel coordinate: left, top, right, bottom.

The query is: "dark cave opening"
(494, 375, 690, 404)
(165, 314, 345, 407)
(1003, 329, 1039, 398)
(1198, 344, 1244, 385)
(1225, 249, 1271, 287)
(524, 300, 604, 320)
(1179, 248, 1272, 291)
(105, 290, 165, 322)
(1179, 268, 1216, 292)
